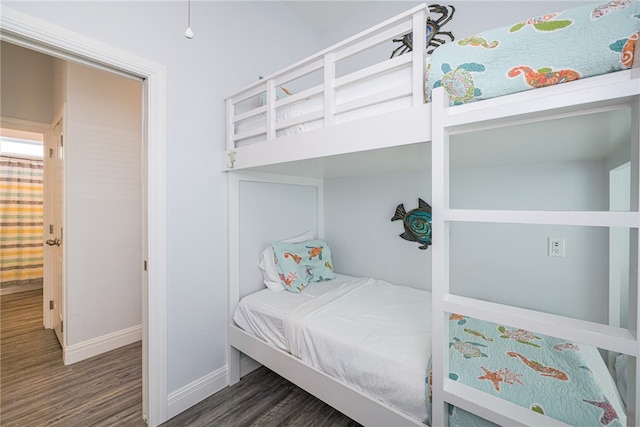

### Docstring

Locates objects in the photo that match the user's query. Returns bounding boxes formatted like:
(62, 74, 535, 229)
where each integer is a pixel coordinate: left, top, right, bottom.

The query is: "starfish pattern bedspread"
(428, 314, 626, 426)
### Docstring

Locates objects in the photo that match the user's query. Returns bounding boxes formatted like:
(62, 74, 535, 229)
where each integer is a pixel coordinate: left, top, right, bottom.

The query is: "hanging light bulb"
(185, 0, 194, 39)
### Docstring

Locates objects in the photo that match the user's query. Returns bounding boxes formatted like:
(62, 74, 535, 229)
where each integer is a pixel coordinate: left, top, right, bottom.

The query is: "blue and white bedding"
(426, 0, 640, 105)
(236, 274, 625, 426)
(427, 315, 626, 426)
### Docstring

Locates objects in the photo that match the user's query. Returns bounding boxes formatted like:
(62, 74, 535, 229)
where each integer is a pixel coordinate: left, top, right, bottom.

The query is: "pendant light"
(185, 0, 194, 39)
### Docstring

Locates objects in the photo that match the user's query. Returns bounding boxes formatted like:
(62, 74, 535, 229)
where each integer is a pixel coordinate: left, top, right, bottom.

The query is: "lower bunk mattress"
(233, 274, 626, 426)
(233, 274, 433, 422)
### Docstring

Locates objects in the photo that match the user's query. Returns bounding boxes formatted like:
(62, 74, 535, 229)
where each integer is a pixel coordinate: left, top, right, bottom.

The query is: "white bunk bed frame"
(225, 4, 640, 426)
(221, 4, 430, 173)
(430, 72, 640, 426)
(227, 172, 429, 426)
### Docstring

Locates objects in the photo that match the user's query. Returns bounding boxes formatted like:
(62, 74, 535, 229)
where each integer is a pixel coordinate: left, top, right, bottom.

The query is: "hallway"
(0, 290, 145, 426)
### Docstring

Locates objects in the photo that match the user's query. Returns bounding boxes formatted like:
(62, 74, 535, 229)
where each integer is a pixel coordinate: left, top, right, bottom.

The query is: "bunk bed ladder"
(431, 82, 640, 426)
(630, 95, 640, 427)
(430, 82, 450, 427)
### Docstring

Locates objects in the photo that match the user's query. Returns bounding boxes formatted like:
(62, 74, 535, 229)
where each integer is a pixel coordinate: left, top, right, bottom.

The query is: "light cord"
(185, 0, 194, 39)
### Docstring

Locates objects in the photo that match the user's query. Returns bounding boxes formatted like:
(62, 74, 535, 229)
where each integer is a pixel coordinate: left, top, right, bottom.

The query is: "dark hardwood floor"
(1, 290, 360, 427)
(0, 289, 144, 426)
(161, 367, 361, 427)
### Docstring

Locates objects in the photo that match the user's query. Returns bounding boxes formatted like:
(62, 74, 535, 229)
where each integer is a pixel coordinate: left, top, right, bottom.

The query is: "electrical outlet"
(548, 237, 565, 258)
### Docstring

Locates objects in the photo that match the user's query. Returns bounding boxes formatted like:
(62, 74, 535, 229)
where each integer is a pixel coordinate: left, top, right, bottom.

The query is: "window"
(0, 128, 44, 158)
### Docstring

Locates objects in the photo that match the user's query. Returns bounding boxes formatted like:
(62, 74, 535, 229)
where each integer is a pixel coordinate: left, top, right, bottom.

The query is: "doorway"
(0, 121, 61, 334)
(46, 117, 63, 346)
(1, 9, 168, 426)
(2, 44, 145, 406)
(0, 127, 46, 297)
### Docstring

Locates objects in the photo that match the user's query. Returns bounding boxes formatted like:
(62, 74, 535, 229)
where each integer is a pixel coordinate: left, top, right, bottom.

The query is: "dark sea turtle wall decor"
(391, 198, 432, 250)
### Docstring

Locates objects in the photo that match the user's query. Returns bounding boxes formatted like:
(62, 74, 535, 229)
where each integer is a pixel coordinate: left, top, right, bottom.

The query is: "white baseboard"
(167, 366, 227, 420)
(165, 355, 263, 420)
(64, 324, 142, 365)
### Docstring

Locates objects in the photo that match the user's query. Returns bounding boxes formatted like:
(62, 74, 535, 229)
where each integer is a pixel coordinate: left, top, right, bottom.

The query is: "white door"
(44, 116, 64, 347)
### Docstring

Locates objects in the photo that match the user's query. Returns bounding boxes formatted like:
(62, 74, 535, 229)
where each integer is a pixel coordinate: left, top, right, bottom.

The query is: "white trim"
(431, 69, 640, 424)
(430, 85, 449, 427)
(227, 171, 324, 387)
(222, 100, 431, 173)
(444, 381, 569, 427)
(230, 325, 425, 426)
(224, 4, 429, 166)
(441, 70, 638, 129)
(444, 209, 639, 228)
(444, 295, 637, 356)
(609, 163, 632, 346)
(60, 105, 69, 361)
(167, 367, 227, 420)
(0, 8, 168, 426)
(224, 171, 428, 426)
(64, 325, 142, 365)
(0, 117, 50, 134)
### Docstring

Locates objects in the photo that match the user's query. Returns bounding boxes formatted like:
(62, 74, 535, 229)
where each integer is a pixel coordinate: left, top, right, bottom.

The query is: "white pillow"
(258, 230, 314, 291)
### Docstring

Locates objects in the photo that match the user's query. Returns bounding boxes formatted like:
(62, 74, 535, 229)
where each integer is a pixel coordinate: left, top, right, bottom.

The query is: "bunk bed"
(225, 1, 640, 426)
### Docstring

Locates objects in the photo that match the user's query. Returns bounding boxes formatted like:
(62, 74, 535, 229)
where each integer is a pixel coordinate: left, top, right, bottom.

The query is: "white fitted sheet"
(233, 274, 432, 423)
(232, 274, 361, 350)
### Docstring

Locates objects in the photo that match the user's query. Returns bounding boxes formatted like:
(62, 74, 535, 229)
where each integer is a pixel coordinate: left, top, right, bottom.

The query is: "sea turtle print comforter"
(427, 315, 626, 426)
(426, 0, 640, 105)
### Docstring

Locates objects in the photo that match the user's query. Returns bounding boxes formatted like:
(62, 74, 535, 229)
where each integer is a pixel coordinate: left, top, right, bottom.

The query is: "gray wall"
(65, 62, 143, 346)
(239, 181, 319, 297)
(0, 0, 608, 415)
(324, 158, 611, 324)
(316, 1, 591, 66)
(2, 0, 323, 395)
(318, 0, 617, 327)
(324, 172, 431, 290)
(1, 41, 54, 124)
(448, 160, 609, 324)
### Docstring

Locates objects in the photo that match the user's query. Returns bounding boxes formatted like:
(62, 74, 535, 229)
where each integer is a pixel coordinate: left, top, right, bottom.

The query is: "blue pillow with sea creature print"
(272, 239, 336, 293)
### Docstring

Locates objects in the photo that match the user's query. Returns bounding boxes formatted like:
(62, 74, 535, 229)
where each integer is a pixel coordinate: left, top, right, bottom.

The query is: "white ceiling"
(282, 1, 376, 32)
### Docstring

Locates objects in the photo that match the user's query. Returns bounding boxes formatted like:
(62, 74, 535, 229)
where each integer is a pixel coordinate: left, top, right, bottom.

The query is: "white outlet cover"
(548, 237, 565, 258)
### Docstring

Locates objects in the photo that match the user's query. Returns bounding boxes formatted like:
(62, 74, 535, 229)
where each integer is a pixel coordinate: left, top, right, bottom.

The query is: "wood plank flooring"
(161, 367, 361, 427)
(0, 290, 145, 427)
(1, 290, 360, 427)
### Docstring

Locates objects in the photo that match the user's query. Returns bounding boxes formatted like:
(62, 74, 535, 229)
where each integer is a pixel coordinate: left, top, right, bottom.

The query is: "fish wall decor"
(391, 198, 432, 250)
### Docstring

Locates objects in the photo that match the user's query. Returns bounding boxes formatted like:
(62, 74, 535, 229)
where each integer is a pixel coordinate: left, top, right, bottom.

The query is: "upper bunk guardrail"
(224, 4, 429, 160)
(430, 38, 640, 132)
(430, 69, 640, 133)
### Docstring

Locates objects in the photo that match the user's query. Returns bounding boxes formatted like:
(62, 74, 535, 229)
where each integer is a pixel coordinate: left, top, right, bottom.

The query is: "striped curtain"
(0, 156, 44, 289)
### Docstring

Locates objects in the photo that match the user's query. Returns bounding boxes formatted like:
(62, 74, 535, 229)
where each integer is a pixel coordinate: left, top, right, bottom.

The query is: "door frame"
(47, 111, 65, 348)
(0, 7, 169, 426)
